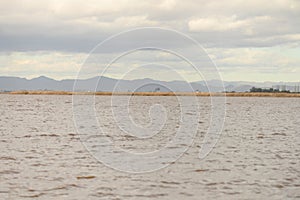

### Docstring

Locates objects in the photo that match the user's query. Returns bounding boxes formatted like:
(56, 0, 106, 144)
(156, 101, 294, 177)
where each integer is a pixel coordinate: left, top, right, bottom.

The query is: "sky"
(0, 0, 299, 82)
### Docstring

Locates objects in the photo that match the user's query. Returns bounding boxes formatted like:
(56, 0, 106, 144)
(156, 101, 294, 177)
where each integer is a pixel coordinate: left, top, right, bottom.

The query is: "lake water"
(0, 95, 299, 199)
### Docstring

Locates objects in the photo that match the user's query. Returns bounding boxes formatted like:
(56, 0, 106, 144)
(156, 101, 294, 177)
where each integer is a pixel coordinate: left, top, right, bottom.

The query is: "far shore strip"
(2, 91, 300, 97)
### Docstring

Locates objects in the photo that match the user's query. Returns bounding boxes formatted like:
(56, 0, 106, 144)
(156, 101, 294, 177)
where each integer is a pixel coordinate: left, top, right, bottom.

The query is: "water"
(0, 95, 299, 199)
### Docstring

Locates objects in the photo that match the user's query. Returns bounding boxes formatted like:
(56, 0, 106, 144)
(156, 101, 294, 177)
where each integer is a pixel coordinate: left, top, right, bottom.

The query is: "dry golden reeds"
(2, 91, 300, 97)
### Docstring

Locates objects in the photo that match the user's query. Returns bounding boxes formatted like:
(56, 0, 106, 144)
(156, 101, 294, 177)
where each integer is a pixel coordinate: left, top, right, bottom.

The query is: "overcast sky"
(0, 0, 299, 82)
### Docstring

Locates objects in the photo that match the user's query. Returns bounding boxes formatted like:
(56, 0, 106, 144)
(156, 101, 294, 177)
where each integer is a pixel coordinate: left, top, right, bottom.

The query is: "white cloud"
(159, 0, 177, 10)
(0, 51, 85, 79)
(188, 16, 247, 32)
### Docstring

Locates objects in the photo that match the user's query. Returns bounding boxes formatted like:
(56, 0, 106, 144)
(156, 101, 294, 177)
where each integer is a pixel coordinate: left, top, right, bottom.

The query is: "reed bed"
(224, 92, 300, 97)
(2, 91, 300, 97)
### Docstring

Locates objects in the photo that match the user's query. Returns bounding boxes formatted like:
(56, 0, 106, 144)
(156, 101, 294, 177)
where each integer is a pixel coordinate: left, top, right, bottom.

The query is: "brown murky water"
(0, 95, 299, 199)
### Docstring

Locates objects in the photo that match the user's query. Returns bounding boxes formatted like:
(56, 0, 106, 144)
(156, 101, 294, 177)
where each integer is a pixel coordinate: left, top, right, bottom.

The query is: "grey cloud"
(0, 0, 299, 52)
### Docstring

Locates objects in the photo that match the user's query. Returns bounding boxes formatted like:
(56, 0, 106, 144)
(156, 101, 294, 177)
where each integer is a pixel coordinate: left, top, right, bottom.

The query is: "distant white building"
(273, 84, 300, 93)
(281, 85, 286, 91)
(294, 84, 300, 93)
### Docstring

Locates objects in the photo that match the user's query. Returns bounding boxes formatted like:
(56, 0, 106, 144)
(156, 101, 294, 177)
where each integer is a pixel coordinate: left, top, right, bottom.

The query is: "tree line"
(249, 87, 290, 93)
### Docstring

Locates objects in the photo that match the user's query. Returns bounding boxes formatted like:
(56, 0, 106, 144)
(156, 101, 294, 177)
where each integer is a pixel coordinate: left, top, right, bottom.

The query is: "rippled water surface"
(0, 95, 299, 199)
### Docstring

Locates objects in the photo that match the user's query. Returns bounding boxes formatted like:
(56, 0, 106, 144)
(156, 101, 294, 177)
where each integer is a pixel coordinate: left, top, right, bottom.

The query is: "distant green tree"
(250, 87, 289, 93)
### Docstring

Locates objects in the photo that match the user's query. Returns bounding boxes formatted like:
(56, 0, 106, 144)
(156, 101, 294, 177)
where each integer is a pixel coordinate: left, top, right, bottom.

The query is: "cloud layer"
(0, 0, 299, 81)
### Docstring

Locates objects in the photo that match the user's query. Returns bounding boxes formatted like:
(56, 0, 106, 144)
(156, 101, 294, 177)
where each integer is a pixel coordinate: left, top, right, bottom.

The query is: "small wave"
(0, 156, 16, 161)
(77, 175, 96, 180)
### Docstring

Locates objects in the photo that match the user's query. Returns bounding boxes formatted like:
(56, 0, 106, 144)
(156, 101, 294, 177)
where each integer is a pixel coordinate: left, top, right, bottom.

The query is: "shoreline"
(1, 91, 300, 97)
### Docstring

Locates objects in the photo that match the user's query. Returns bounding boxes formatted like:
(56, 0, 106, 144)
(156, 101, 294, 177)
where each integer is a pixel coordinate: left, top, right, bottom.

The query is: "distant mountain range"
(0, 76, 299, 92)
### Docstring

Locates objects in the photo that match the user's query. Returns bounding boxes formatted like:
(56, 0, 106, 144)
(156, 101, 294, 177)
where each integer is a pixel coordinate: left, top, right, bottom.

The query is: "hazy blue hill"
(30, 76, 59, 90)
(0, 76, 29, 91)
(0, 76, 298, 92)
